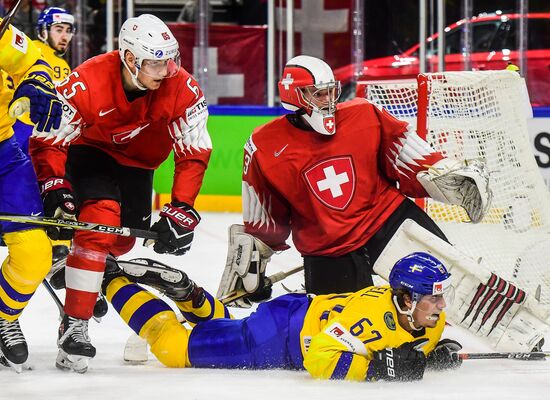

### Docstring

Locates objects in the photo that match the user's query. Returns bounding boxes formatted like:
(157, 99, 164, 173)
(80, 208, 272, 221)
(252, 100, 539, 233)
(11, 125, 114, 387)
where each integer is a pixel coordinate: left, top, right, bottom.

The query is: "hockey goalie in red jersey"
(29, 14, 212, 372)
(217, 55, 492, 306)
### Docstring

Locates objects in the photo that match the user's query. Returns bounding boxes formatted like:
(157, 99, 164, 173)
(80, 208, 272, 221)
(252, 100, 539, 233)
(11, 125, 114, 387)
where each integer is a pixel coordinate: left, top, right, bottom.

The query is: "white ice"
(1, 212, 549, 399)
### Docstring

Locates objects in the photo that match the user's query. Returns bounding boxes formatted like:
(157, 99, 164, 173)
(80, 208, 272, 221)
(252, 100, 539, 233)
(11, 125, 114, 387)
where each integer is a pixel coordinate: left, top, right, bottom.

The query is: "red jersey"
(242, 98, 443, 256)
(30, 51, 212, 205)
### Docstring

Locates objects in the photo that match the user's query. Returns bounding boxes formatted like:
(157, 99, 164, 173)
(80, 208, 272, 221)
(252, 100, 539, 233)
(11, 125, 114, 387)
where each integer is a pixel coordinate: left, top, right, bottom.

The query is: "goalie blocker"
(216, 224, 275, 308)
(373, 219, 550, 352)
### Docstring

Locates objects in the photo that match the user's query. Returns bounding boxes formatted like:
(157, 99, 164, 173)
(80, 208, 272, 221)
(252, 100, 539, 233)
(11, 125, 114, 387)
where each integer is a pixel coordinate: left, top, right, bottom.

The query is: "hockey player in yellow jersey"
(13, 7, 74, 155)
(0, 18, 63, 372)
(102, 252, 462, 381)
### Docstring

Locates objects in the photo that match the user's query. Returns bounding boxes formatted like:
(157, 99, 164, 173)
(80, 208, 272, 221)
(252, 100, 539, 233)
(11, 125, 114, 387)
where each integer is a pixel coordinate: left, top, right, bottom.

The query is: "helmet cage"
(296, 81, 341, 116)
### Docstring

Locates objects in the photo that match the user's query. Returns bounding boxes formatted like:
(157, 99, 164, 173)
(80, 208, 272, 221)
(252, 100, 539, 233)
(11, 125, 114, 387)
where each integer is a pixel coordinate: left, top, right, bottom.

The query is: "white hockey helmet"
(278, 55, 341, 135)
(118, 14, 181, 90)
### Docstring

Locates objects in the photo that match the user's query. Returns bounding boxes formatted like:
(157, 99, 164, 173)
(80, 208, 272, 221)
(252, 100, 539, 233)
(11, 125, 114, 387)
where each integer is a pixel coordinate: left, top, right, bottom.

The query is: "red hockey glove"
(150, 202, 200, 256)
(40, 177, 78, 240)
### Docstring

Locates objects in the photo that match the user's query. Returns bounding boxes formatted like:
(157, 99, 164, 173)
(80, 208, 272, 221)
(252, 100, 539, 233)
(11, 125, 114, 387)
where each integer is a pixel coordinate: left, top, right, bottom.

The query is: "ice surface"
(1, 212, 549, 399)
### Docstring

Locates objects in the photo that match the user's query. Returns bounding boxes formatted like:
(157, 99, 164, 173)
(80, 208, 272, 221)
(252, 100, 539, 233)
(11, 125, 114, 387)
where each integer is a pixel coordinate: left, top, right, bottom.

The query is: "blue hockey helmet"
(36, 7, 75, 42)
(389, 252, 452, 303)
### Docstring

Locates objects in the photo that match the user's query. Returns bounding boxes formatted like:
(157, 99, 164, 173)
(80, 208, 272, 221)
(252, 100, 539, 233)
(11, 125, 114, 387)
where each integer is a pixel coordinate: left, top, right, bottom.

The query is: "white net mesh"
(365, 71, 550, 304)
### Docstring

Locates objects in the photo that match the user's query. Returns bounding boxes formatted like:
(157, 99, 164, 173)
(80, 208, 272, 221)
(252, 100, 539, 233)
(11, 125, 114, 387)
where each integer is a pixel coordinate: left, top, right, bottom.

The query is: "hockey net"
(364, 71, 550, 304)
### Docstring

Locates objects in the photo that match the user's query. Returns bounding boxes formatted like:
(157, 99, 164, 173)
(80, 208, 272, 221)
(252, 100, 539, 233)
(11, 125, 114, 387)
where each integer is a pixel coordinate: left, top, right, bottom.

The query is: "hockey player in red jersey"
(30, 14, 212, 372)
(217, 55, 492, 305)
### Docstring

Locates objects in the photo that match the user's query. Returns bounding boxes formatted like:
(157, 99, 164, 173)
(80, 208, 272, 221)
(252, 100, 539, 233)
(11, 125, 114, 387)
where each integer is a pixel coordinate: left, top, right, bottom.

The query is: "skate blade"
(0, 352, 31, 373)
(0, 357, 30, 373)
(56, 350, 91, 373)
(122, 261, 183, 283)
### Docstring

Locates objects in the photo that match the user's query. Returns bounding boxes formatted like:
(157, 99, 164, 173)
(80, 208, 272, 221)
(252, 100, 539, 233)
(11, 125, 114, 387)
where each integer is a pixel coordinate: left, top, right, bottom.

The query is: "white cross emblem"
(281, 73, 294, 90)
(276, 0, 349, 59)
(325, 119, 334, 130)
(317, 166, 349, 198)
(193, 47, 244, 103)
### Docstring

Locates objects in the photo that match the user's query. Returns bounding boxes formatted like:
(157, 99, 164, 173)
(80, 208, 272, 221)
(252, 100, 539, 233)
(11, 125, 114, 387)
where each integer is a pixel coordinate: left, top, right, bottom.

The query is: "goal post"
(364, 70, 550, 304)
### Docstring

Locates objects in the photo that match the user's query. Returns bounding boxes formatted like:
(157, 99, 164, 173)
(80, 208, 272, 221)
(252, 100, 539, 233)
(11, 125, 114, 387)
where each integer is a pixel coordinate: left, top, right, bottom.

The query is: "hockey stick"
(41, 279, 104, 323)
(123, 265, 304, 363)
(218, 265, 304, 305)
(0, 214, 158, 240)
(460, 351, 550, 361)
(0, 0, 23, 39)
(42, 280, 64, 318)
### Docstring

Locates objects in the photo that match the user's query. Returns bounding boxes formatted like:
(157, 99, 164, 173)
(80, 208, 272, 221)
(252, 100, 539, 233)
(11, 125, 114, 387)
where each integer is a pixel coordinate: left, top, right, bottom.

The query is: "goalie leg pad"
(373, 219, 550, 352)
(216, 225, 274, 307)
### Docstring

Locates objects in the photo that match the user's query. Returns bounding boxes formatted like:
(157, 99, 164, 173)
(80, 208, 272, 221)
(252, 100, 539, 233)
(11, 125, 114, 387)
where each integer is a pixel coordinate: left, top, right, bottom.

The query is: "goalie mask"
(389, 252, 453, 330)
(119, 14, 181, 90)
(278, 55, 341, 135)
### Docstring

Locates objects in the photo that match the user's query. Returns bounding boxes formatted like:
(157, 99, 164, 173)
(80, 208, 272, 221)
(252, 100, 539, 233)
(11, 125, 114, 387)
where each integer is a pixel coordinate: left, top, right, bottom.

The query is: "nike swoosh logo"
(31, 212, 42, 216)
(274, 144, 289, 157)
(142, 214, 151, 222)
(99, 108, 116, 117)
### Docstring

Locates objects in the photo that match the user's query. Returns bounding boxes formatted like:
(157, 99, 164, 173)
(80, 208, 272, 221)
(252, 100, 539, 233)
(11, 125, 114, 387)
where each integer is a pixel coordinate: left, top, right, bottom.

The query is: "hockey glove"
(41, 177, 78, 240)
(149, 202, 200, 256)
(426, 339, 463, 371)
(417, 158, 493, 223)
(367, 339, 428, 381)
(9, 72, 62, 132)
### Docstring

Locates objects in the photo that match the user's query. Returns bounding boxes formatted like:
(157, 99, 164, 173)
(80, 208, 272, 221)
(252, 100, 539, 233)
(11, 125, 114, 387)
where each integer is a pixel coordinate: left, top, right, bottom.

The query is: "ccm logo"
(97, 226, 124, 234)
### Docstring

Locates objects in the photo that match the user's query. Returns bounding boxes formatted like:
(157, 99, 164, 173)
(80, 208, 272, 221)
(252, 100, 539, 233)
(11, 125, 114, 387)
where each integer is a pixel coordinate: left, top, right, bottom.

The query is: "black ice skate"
(0, 317, 28, 373)
(119, 258, 204, 304)
(56, 315, 96, 373)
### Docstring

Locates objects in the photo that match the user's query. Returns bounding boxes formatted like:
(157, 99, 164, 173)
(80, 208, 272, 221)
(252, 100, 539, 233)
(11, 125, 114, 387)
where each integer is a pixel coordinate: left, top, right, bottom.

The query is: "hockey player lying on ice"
(102, 252, 461, 381)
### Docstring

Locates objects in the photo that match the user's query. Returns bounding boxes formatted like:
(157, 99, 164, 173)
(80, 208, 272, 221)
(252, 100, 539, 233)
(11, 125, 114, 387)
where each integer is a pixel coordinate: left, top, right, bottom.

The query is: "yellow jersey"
(0, 20, 54, 142)
(301, 285, 445, 381)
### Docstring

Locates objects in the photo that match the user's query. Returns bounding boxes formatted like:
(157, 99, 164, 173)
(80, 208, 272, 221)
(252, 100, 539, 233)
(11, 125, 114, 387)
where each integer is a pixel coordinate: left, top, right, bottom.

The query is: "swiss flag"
(323, 116, 335, 134)
(303, 156, 355, 210)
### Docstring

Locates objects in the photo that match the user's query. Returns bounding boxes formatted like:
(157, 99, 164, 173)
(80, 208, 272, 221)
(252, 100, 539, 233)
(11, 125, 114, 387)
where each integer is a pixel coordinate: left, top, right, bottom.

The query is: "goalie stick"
(459, 351, 550, 361)
(123, 264, 304, 363)
(0, 0, 23, 39)
(0, 214, 158, 240)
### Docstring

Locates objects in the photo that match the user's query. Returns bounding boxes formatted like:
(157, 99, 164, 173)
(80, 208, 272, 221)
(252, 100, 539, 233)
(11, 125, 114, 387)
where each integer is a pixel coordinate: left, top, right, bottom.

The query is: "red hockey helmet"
(278, 55, 341, 135)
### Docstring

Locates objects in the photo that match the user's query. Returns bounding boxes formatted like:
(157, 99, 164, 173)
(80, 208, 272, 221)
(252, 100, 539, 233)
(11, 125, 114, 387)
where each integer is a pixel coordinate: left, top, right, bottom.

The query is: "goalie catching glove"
(417, 158, 493, 223)
(216, 224, 275, 308)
